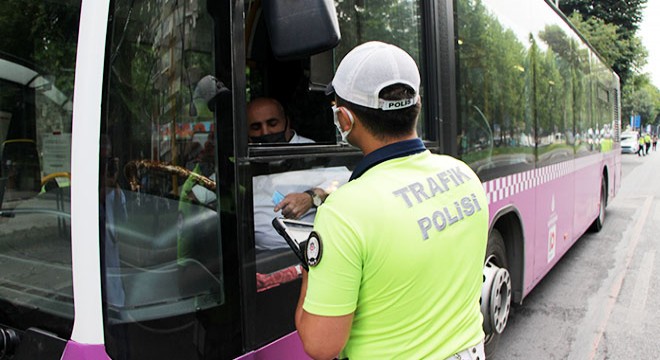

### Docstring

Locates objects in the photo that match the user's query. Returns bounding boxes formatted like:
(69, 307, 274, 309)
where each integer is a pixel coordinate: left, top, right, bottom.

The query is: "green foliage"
(335, 0, 422, 63)
(622, 74, 660, 126)
(560, 0, 660, 127)
(0, 0, 79, 95)
(566, 13, 647, 85)
(453, 0, 620, 168)
(567, 14, 622, 69)
(559, 0, 646, 33)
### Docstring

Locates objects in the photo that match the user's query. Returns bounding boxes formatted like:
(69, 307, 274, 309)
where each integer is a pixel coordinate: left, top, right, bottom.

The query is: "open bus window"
(252, 166, 351, 291)
(246, 0, 337, 146)
(243, 0, 342, 291)
(245, 0, 426, 285)
(245, 64, 336, 146)
(244, 0, 428, 347)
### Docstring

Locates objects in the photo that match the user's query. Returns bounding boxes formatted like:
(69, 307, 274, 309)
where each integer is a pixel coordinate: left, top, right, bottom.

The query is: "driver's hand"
(274, 192, 312, 219)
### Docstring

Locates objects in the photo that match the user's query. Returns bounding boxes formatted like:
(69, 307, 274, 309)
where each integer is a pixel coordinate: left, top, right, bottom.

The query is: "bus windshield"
(0, 0, 79, 351)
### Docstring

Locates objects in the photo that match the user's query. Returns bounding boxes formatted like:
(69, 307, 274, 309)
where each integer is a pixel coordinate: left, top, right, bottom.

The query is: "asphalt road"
(492, 149, 660, 359)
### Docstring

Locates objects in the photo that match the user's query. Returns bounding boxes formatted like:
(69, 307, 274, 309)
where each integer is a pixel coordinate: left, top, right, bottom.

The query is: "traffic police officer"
(295, 41, 489, 359)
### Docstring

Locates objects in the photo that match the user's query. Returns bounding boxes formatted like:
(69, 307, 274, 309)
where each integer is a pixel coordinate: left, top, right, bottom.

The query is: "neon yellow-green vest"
(306, 150, 489, 359)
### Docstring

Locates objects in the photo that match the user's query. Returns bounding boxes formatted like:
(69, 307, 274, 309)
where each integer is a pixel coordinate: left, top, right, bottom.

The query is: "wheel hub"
(481, 258, 512, 335)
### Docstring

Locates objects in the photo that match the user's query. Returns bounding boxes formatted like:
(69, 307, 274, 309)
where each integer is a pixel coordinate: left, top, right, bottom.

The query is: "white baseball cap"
(327, 41, 420, 111)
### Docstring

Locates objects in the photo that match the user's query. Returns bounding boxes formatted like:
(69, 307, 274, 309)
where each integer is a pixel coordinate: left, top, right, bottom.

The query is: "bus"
(0, 0, 620, 358)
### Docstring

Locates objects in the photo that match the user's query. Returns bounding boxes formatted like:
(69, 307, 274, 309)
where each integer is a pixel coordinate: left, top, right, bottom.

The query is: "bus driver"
(247, 97, 329, 221)
(295, 41, 489, 360)
(247, 98, 352, 253)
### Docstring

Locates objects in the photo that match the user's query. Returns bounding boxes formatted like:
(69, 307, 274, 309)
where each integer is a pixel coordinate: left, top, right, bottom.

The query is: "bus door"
(99, 1, 241, 358)
(99, 0, 343, 358)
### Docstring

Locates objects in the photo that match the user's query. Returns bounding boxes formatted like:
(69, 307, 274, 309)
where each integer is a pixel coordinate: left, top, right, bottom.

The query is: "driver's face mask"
(249, 130, 288, 144)
(249, 115, 289, 144)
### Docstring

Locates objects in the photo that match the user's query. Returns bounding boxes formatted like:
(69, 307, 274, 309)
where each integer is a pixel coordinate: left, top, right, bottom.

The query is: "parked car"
(620, 131, 640, 154)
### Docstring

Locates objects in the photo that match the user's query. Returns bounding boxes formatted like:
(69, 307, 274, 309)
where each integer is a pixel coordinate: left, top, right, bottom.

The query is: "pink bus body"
(0, 0, 620, 358)
(484, 151, 620, 298)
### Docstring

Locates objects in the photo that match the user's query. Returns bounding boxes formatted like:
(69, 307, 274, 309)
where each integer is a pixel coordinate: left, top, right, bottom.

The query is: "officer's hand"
(274, 192, 312, 219)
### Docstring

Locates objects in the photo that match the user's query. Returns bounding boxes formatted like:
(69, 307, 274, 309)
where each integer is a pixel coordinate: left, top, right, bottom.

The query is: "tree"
(559, 0, 660, 129)
(335, 0, 423, 61)
(559, 0, 646, 33)
(567, 14, 623, 69)
(622, 74, 660, 128)
(559, 0, 647, 85)
(0, 0, 79, 94)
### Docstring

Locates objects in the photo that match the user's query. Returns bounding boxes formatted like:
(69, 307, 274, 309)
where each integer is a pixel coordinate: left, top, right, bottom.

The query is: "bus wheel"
(590, 177, 607, 232)
(481, 229, 512, 357)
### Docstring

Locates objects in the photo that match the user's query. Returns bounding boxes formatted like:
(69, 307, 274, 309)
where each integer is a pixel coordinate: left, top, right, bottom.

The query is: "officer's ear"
(336, 106, 356, 131)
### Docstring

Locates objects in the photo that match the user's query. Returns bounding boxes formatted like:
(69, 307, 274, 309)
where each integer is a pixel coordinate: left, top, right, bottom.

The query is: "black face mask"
(249, 130, 288, 144)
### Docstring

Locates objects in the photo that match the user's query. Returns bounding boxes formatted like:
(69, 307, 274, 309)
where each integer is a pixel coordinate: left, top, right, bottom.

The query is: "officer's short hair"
(337, 83, 421, 140)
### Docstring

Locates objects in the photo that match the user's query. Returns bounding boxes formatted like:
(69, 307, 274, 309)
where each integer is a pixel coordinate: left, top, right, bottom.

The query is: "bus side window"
(246, 4, 336, 146)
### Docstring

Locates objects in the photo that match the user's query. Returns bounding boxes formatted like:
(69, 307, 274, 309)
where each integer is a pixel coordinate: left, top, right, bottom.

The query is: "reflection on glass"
(455, 0, 535, 176)
(455, 0, 616, 177)
(335, 0, 426, 138)
(103, 0, 230, 358)
(0, 0, 79, 342)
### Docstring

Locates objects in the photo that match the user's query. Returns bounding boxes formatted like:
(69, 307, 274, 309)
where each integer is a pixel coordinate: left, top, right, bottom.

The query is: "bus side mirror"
(263, 0, 341, 60)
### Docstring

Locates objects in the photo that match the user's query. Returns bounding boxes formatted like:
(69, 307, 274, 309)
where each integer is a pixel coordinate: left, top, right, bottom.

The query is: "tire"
(589, 177, 607, 232)
(482, 229, 512, 358)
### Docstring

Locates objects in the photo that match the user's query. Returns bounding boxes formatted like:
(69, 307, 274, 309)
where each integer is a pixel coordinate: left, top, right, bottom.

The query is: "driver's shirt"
(304, 138, 489, 359)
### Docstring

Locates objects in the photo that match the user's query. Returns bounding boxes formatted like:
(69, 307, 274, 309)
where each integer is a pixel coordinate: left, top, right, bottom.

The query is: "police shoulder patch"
(305, 231, 323, 267)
